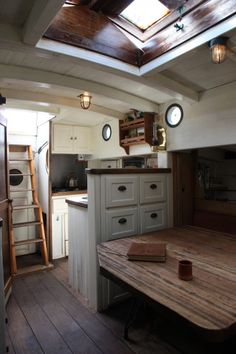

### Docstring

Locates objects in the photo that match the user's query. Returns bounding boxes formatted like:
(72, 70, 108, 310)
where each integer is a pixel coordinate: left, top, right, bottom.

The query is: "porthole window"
(102, 124, 112, 141)
(9, 169, 23, 186)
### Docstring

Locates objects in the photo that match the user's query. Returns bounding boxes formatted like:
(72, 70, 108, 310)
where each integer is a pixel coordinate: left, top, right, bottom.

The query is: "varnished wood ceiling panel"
(45, 0, 236, 67)
(44, 5, 139, 64)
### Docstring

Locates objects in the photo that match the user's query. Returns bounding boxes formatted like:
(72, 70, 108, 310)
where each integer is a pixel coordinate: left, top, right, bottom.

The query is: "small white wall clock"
(165, 103, 183, 127)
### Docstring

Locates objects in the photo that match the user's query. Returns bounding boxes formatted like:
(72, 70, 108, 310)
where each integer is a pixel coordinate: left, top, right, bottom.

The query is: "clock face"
(165, 104, 183, 127)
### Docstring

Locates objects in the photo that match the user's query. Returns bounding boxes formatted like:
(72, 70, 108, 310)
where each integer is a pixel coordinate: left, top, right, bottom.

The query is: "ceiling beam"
(0, 64, 158, 112)
(0, 87, 124, 119)
(23, 0, 65, 46)
(37, 39, 198, 102)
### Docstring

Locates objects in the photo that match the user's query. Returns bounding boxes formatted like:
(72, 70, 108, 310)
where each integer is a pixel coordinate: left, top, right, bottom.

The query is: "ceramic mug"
(178, 260, 193, 281)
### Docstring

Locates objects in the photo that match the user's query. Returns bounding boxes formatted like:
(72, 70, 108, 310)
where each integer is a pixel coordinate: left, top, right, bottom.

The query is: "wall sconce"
(78, 92, 92, 109)
(208, 37, 228, 64)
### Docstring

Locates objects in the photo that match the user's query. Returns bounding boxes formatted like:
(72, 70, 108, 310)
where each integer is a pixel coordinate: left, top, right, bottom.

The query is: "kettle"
(66, 173, 79, 190)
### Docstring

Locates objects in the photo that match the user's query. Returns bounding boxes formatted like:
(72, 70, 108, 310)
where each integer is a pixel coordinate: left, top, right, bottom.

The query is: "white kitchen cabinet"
(140, 174, 167, 204)
(105, 207, 138, 240)
(52, 124, 92, 154)
(140, 203, 167, 234)
(105, 176, 138, 208)
(87, 171, 172, 311)
(51, 196, 69, 259)
(52, 213, 65, 259)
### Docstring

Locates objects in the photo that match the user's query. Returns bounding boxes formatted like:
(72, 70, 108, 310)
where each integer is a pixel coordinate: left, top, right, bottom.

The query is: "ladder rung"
(14, 239, 44, 246)
(13, 205, 40, 210)
(9, 145, 30, 153)
(13, 221, 42, 228)
(10, 189, 35, 192)
(9, 159, 32, 162)
(9, 173, 32, 176)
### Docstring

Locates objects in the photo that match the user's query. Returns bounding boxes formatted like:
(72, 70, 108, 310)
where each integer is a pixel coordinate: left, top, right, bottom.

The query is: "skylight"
(121, 0, 170, 30)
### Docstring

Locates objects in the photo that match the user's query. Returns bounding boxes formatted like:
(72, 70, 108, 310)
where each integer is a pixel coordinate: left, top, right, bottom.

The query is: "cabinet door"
(64, 213, 69, 256)
(105, 207, 138, 240)
(140, 203, 167, 234)
(74, 126, 91, 153)
(52, 124, 74, 153)
(140, 175, 167, 204)
(52, 214, 65, 259)
(105, 176, 138, 208)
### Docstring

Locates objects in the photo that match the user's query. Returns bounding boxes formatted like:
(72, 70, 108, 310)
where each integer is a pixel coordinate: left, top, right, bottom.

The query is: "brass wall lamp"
(208, 36, 228, 64)
(78, 91, 92, 109)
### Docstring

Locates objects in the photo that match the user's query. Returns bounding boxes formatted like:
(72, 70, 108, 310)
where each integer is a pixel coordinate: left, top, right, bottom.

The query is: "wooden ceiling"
(41, 0, 236, 66)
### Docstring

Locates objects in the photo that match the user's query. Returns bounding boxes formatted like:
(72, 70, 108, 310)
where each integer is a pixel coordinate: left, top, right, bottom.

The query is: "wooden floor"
(5, 258, 235, 354)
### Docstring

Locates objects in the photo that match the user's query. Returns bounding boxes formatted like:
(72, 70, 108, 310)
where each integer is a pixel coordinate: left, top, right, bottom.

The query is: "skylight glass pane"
(121, 0, 169, 30)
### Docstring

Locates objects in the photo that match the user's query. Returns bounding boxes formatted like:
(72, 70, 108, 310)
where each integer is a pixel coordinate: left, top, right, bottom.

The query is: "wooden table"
(97, 226, 236, 340)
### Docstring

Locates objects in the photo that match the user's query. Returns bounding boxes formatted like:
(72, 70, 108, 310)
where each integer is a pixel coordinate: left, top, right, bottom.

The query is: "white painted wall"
(161, 82, 236, 151)
(4, 108, 37, 149)
(90, 117, 154, 159)
(36, 121, 49, 214)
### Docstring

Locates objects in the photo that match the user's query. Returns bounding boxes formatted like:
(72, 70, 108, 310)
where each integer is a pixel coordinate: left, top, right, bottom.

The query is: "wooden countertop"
(97, 226, 236, 339)
(65, 195, 88, 208)
(52, 190, 87, 197)
(86, 168, 171, 174)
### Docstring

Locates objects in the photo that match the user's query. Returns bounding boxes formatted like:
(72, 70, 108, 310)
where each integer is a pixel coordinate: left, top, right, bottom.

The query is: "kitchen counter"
(52, 189, 87, 197)
(86, 168, 171, 174)
(66, 194, 89, 298)
(65, 194, 88, 208)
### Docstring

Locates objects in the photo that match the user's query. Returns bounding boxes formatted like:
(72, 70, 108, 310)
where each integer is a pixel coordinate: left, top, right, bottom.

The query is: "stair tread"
(14, 238, 44, 246)
(9, 173, 32, 176)
(10, 189, 35, 192)
(13, 263, 54, 277)
(9, 144, 49, 276)
(13, 204, 40, 210)
(9, 159, 32, 161)
(13, 221, 42, 228)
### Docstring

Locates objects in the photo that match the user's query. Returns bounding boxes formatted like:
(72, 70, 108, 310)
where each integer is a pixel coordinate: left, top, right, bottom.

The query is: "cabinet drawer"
(105, 208, 138, 240)
(140, 175, 166, 204)
(105, 176, 138, 208)
(140, 203, 167, 234)
(52, 198, 68, 213)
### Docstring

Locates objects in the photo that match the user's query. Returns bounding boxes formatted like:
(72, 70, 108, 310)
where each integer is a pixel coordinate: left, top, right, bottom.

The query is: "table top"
(97, 226, 236, 338)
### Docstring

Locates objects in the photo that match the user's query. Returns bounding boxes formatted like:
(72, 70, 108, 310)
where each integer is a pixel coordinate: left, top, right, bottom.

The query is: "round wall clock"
(165, 103, 183, 127)
(102, 124, 112, 141)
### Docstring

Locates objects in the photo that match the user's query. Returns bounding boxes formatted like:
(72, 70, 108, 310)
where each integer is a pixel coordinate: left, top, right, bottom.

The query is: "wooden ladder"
(9, 145, 52, 276)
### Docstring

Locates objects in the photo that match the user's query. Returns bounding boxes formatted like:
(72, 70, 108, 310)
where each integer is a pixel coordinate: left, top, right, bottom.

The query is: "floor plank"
(41, 271, 133, 354)
(7, 259, 234, 354)
(23, 275, 102, 354)
(5, 326, 16, 354)
(13, 278, 72, 354)
(7, 296, 43, 354)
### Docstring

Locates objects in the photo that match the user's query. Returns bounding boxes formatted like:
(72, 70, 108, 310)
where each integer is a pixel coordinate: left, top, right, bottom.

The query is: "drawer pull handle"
(118, 185, 126, 192)
(150, 213, 158, 218)
(150, 184, 157, 190)
(118, 218, 127, 224)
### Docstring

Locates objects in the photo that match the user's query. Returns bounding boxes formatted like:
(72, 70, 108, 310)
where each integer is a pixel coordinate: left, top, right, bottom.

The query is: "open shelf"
(119, 113, 154, 154)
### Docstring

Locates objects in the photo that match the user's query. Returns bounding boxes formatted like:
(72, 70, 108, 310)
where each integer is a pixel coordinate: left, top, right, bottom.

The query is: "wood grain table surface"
(97, 226, 236, 339)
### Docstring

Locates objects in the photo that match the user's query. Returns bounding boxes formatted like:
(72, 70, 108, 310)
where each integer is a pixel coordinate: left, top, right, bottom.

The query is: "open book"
(127, 242, 166, 262)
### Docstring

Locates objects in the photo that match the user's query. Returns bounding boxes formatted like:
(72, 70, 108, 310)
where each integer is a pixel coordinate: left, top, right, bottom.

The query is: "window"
(120, 0, 170, 30)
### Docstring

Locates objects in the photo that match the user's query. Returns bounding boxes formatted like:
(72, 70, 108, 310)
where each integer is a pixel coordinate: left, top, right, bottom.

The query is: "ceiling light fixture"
(79, 92, 92, 109)
(208, 36, 228, 64)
